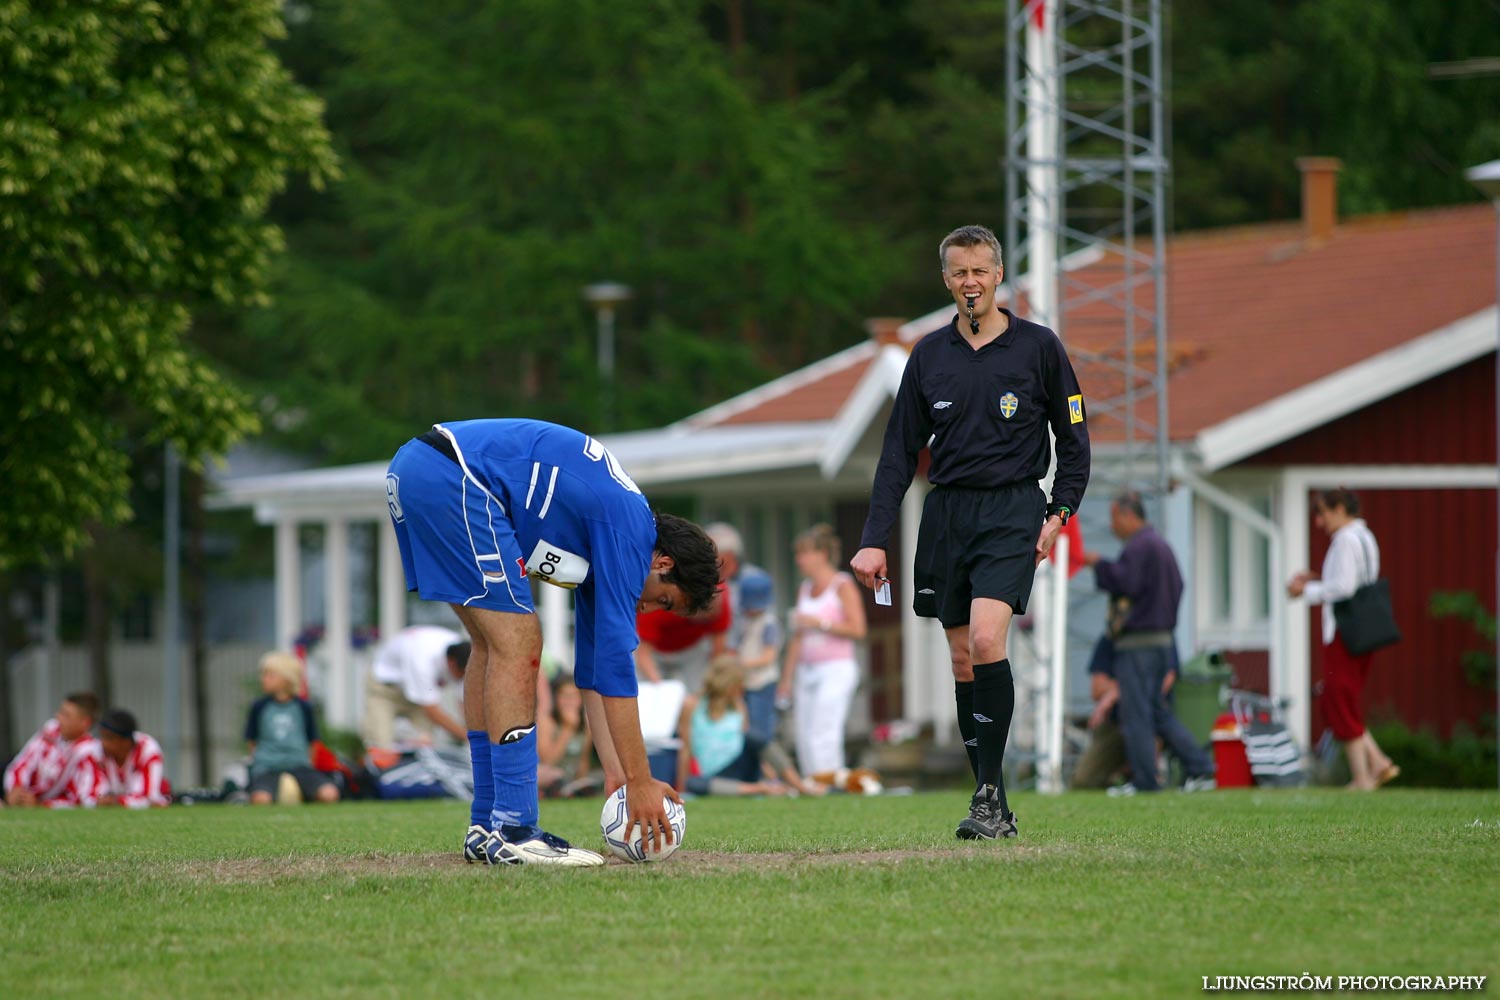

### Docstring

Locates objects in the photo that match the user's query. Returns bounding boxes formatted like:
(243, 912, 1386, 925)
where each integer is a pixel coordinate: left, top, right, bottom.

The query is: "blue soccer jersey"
(385, 419, 656, 698)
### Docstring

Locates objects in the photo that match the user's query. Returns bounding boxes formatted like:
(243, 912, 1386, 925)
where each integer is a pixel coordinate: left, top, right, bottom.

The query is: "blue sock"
(488, 727, 539, 831)
(467, 731, 494, 828)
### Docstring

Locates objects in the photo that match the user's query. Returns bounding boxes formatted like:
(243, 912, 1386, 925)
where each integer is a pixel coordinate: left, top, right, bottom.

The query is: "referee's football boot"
(493, 825, 605, 867)
(463, 824, 492, 864)
(955, 784, 1019, 841)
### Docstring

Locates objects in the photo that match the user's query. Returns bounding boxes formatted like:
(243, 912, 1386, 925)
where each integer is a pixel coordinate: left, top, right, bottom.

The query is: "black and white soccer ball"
(599, 785, 686, 862)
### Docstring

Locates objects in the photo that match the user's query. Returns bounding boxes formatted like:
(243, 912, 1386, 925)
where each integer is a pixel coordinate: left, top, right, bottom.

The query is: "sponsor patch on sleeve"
(525, 540, 591, 589)
(1067, 394, 1085, 424)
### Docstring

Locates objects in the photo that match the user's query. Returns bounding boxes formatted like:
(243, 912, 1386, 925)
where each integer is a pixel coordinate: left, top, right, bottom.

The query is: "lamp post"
(583, 282, 633, 430)
(1464, 159, 1500, 792)
(162, 444, 181, 787)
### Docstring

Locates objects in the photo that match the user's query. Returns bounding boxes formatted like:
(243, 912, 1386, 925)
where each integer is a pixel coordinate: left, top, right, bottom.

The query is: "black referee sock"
(954, 680, 979, 784)
(972, 659, 1015, 815)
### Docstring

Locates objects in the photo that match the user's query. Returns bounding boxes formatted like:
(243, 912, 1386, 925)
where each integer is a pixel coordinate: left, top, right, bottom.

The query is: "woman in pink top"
(777, 524, 868, 775)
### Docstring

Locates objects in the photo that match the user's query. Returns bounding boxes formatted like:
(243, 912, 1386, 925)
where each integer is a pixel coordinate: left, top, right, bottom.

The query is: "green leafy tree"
(1430, 590, 1497, 692)
(0, 0, 336, 569)
(217, 0, 887, 463)
(1172, 0, 1500, 228)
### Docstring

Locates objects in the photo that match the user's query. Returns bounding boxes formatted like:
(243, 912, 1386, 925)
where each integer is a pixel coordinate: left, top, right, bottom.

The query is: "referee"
(851, 225, 1091, 840)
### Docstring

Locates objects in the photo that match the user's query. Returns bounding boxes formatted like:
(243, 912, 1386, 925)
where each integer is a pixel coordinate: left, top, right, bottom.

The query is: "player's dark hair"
(654, 511, 721, 614)
(1112, 490, 1147, 521)
(446, 642, 472, 676)
(64, 691, 100, 721)
(1316, 487, 1361, 516)
(99, 709, 137, 739)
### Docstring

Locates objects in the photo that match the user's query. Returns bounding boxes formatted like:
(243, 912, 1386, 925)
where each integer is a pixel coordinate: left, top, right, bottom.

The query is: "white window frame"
(1193, 473, 1277, 651)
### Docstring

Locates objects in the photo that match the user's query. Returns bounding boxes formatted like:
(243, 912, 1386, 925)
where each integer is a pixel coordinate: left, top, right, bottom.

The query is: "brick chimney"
(1296, 156, 1342, 247)
(865, 317, 906, 345)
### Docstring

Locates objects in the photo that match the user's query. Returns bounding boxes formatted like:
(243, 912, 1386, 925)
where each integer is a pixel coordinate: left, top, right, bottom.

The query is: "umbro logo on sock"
(964, 739, 979, 747)
(972, 713, 993, 723)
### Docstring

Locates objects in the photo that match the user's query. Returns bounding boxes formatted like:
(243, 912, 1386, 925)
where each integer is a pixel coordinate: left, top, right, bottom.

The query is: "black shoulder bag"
(1331, 531, 1401, 655)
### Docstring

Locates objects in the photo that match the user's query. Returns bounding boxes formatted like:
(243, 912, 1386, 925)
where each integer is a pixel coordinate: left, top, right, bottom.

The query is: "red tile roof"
(718, 354, 875, 425)
(694, 203, 1498, 442)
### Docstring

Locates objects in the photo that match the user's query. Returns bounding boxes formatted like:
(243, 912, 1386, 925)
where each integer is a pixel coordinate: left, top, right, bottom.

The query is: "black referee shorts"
(913, 482, 1046, 628)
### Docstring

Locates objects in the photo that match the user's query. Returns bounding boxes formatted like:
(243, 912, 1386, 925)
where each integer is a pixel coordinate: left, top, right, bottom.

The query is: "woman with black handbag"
(1288, 488, 1401, 791)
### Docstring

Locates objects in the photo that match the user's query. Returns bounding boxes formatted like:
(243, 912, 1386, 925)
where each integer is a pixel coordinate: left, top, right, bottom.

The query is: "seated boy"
(244, 652, 340, 804)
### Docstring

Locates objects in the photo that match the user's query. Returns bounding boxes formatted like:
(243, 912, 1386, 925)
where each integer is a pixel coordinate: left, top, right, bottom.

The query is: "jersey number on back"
(582, 436, 642, 495)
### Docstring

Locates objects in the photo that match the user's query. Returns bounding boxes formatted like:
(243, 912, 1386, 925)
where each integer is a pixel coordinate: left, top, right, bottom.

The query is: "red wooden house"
(215, 164, 1497, 754)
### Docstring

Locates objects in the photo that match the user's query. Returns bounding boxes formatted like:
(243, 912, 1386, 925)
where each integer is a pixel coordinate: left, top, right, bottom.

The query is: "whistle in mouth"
(965, 295, 979, 335)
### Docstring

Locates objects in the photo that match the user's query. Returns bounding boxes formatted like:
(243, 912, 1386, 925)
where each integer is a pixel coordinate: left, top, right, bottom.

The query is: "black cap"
(99, 709, 137, 739)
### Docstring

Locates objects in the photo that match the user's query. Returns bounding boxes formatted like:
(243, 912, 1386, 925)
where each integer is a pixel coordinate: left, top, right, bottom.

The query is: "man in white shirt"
(1287, 487, 1400, 791)
(364, 625, 470, 749)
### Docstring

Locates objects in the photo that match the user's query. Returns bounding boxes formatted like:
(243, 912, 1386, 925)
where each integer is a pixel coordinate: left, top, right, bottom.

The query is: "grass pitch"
(3, 789, 1497, 999)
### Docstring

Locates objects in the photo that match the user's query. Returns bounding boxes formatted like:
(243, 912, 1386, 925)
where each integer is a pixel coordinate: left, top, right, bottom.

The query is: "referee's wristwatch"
(1045, 503, 1072, 526)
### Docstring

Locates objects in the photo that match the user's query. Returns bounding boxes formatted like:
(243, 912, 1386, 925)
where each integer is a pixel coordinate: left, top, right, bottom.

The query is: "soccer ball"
(599, 785, 686, 862)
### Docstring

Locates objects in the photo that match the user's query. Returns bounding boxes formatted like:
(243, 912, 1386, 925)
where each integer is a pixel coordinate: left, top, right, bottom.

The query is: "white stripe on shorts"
(435, 424, 505, 514)
(459, 479, 529, 611)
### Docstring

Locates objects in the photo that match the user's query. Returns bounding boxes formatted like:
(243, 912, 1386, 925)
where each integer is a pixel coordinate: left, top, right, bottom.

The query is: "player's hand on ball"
(628, 778, 682, 852)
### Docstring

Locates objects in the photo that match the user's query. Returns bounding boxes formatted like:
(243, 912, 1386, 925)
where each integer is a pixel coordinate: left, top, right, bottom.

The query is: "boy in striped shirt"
(3, 692, 105, 808)
(98, 709, 172, 808)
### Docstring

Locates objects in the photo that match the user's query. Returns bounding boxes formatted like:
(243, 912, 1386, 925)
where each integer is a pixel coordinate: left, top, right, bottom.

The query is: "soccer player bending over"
(385, 419, 720, 867)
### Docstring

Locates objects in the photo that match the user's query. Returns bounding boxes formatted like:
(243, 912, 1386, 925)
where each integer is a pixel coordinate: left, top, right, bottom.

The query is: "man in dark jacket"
(1084, 491, 1214, 793)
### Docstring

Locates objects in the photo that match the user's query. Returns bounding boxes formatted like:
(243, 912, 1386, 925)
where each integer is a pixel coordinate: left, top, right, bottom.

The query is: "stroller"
(1227, 689, 1305, 787)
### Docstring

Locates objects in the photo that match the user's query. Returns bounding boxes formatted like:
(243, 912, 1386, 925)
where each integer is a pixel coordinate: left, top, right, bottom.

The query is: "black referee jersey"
(859, 308, 1091, 550)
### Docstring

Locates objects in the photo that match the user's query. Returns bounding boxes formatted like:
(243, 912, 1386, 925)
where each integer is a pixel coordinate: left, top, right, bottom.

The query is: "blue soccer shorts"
(385, 436, 535, 615)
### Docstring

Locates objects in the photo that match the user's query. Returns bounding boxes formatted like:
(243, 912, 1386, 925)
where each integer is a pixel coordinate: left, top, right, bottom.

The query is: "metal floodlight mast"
(1003, 0, 1170, 794)
(1004, 0, 1171, 509)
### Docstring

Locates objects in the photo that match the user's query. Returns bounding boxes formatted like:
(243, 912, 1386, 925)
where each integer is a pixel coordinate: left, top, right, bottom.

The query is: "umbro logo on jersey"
(918, 588, 936, 595)
(933, 401, 953, 409)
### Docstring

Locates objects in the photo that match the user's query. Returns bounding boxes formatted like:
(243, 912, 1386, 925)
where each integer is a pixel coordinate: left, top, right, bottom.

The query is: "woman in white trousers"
(777, 524, 867, 775)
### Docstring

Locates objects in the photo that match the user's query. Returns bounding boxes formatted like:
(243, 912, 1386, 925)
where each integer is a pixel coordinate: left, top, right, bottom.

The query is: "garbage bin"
(1174, 650, 1232, 747)
(1211, 712, 1255, 788)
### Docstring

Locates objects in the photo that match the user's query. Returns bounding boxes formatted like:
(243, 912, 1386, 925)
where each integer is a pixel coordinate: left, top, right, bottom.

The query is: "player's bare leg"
(452, 604, 541, 742)
(454, 609, 497, 860)
(452, 604, 602, 866)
